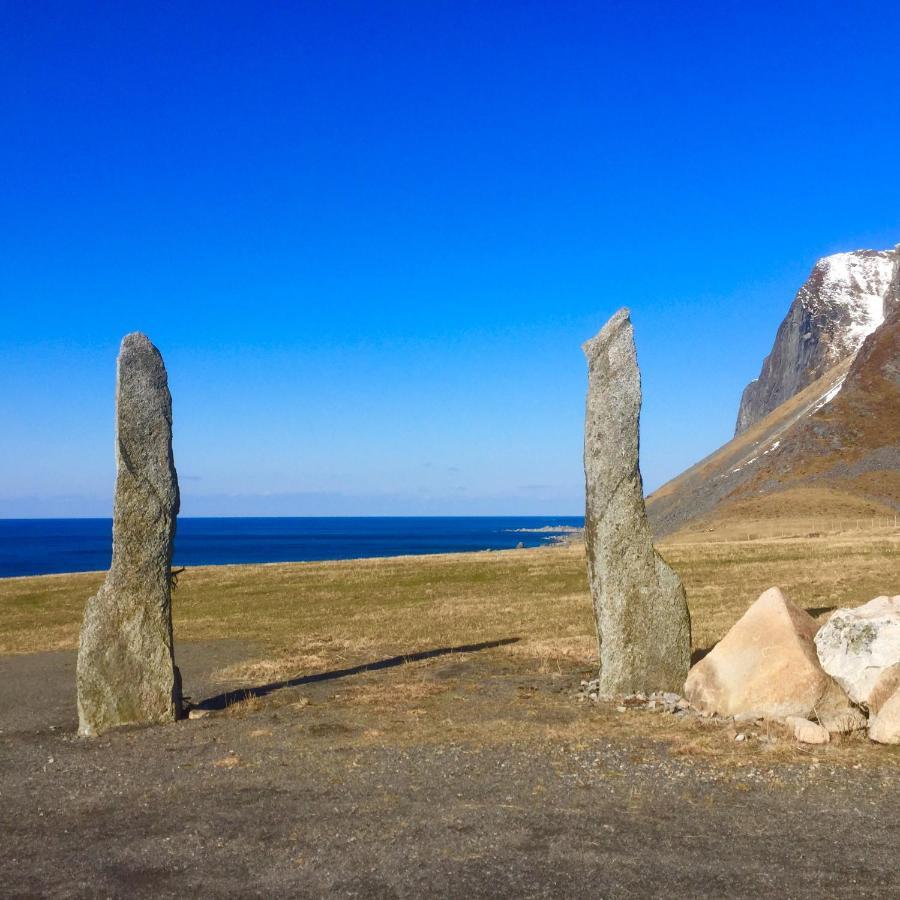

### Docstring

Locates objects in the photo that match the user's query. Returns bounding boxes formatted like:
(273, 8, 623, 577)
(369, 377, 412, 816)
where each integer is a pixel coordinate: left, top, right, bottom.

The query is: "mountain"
(648, 251, 900, 538)
(735, 248, 897, 435)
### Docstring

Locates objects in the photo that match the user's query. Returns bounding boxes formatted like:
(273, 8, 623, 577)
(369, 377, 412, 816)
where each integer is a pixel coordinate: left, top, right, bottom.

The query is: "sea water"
(0, 516, 584, 578)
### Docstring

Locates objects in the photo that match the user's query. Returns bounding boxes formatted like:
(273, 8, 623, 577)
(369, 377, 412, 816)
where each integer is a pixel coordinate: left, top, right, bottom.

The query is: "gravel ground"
(2, 642, 899, 899)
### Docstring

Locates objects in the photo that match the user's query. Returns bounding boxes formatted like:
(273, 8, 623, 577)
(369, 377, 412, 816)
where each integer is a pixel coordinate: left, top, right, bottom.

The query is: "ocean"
(0, 516, 585, 578)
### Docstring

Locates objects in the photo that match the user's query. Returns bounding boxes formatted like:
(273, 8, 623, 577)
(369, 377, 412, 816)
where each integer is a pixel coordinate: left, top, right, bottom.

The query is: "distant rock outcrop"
(582, 308, 691, 695)
(76, 333, 182, 736)
(735, 248, 897, 435)
(647, 253, 900, 538)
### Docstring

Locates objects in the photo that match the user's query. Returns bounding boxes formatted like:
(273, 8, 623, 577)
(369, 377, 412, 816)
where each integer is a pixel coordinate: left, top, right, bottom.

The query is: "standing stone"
(77, 333, 181, 736)
(583, 308, 691, 695)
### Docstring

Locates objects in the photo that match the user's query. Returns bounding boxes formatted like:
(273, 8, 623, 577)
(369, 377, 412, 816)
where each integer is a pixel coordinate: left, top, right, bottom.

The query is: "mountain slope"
(648, 295, 900, 538)
(735, 248, 897, 435)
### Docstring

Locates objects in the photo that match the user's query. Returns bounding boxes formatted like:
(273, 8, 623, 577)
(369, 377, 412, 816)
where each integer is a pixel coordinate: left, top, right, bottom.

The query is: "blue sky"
(2, 1, 899, 516)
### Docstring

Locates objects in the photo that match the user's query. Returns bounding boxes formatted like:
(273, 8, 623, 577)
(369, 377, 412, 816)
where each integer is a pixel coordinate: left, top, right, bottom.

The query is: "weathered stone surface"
(867, 663, 900, 744)
(867, 662, 900, 714)
(76, 333, 181, 736)
(817, 706, 868, 735)
(785, 716, 830, 744)
(869, 695, 900, 743)
(814, 596, 900, 706)
(582, 308, 691, 695)
(734, 248, 897, 435)
(684, 587, 838, 719)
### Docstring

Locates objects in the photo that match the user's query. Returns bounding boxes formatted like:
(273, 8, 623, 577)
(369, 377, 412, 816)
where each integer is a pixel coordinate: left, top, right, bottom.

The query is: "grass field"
(2, 532, 896, 657)
(2, 532, 898, 764)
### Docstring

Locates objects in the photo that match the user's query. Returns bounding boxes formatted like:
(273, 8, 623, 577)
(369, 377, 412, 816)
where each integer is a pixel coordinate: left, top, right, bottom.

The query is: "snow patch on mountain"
(803, 252, 893, 358)
(812, 376, 847, 412)
(734, 246, 897, 435)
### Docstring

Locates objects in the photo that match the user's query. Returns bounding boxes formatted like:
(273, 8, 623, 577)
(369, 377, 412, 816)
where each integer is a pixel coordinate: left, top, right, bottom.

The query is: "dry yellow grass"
(0, 545, 590, 656)
(670, 500, 899, 545)
(660, 532, 899, 654)
(1, 534, 897, 662)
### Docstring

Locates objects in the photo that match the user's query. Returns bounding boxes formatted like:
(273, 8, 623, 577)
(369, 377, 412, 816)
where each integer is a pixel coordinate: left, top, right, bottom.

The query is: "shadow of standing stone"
(76, 333, 181, 736)
(583, 308, 691, 695)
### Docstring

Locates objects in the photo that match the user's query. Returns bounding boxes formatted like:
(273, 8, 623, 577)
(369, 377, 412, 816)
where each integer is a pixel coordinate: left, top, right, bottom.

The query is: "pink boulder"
(685, 587, 844, 719)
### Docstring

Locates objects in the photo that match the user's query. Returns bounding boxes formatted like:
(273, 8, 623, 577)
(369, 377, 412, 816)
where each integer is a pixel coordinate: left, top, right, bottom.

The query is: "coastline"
(0, 537, 582, 584)
(0, 516, 585, 580)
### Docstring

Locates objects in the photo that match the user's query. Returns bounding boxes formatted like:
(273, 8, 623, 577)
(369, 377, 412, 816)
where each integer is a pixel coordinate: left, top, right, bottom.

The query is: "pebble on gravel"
(786, 716, 830, 745)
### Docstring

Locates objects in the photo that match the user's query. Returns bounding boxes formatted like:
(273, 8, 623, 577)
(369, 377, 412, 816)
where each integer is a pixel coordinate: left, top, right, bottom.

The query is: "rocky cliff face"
(648, 301, 899, 538)
(735, 248, 898, 435)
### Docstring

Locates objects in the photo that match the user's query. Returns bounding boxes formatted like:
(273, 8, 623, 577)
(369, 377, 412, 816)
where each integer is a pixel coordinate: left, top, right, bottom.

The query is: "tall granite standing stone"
(583, 308, 691, 695)
(77, 333, 182, 736)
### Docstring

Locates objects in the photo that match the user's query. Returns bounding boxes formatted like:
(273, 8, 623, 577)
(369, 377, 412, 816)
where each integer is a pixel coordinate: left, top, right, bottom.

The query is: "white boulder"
(814, 595, 900, 706)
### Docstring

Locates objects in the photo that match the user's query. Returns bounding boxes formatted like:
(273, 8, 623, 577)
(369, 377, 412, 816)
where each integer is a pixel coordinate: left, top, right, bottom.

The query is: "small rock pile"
(577, 681, 691, 715)
(682, 588, 900, 745)
(815, 595, 900, 744)
(575, 681, 780, 746)
(578, 589, 900, 747)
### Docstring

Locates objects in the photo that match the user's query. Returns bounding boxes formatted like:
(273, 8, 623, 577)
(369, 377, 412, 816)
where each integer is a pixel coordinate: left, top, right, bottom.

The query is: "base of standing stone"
(77, 584, 182, 736)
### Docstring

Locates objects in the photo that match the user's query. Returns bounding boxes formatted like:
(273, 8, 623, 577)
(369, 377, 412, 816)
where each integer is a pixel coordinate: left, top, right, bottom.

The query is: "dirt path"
(2, 641, 899, 898)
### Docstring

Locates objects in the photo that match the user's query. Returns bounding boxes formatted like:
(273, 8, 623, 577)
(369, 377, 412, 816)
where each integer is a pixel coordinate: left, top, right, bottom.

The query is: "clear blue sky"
(2, 1, 899, 517)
